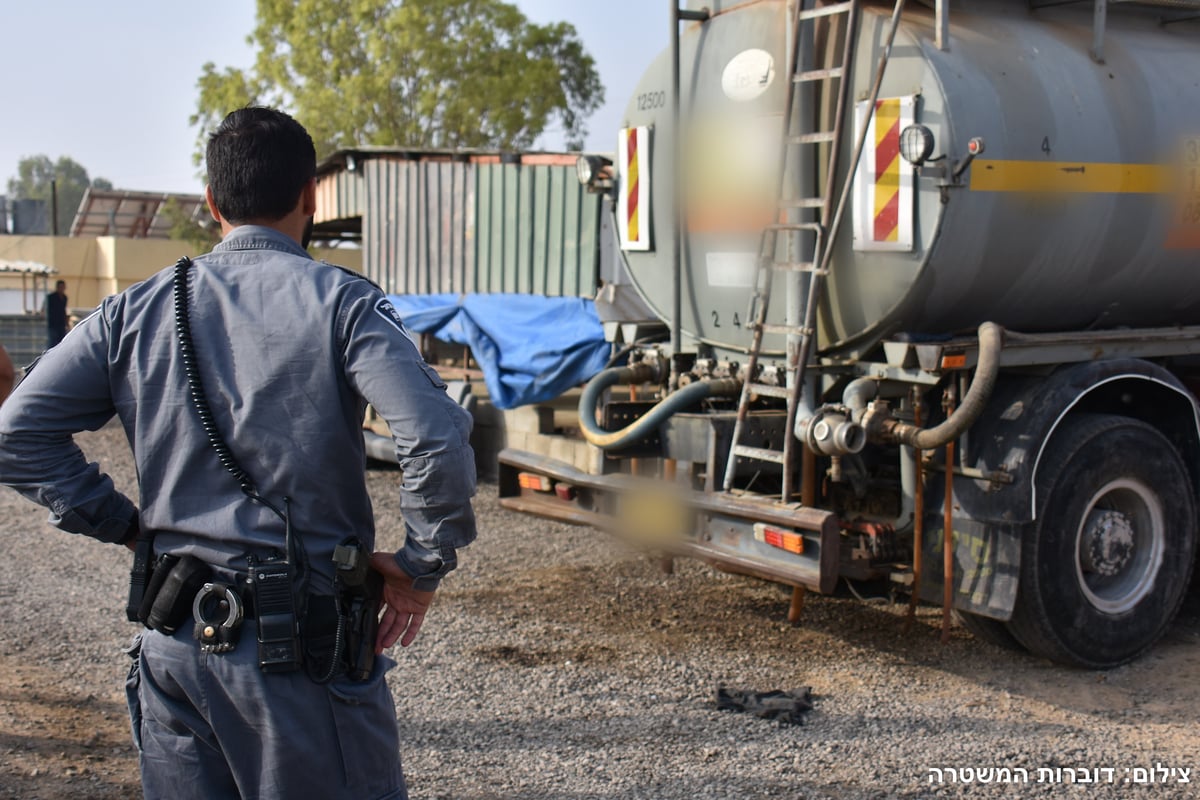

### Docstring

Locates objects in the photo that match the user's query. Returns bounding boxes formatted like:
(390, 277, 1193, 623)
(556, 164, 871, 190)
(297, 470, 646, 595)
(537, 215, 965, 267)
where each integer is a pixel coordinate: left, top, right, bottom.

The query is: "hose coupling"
(798, 405, 867, 457)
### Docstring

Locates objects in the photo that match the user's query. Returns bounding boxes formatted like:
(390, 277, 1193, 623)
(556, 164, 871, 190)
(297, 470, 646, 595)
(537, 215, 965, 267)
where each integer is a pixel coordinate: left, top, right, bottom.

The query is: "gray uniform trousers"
(126, 627, 407, 800)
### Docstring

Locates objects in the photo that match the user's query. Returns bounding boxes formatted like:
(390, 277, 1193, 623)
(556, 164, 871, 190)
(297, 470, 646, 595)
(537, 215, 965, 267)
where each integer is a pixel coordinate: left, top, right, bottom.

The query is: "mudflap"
(913, 511, 1023, 621)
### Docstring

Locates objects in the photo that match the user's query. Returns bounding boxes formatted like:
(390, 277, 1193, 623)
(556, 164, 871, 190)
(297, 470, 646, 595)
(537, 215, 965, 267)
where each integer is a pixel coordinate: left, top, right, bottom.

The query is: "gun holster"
(343, 568, 383, 681)
(304, 538, 382, 682)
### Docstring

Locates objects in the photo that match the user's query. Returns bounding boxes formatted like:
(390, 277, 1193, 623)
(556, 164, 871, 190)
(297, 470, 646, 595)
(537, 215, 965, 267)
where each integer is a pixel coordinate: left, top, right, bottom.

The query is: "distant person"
(46, 280, 68, 348)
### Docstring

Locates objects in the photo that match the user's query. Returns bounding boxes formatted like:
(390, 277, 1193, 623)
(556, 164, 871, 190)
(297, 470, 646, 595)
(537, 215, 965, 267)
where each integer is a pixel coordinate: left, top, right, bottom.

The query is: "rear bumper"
(498, 448, 841, 593)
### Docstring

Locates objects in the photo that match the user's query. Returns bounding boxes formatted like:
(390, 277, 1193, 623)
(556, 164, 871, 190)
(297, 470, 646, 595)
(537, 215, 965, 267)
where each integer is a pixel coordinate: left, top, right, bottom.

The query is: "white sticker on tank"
(722, 49, 775, 102)
(706, 252, 758, 288)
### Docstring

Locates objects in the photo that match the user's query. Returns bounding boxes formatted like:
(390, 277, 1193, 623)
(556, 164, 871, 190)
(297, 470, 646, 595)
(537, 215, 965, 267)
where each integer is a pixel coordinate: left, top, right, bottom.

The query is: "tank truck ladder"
(721, 0, 859, 499)
(723, 0, 905, 500)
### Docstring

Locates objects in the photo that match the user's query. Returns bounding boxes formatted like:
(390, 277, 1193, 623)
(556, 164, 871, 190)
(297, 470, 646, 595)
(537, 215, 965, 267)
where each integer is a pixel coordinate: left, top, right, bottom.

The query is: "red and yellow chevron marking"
(873, 98, 901, 242)
(626, 128, 640, 243)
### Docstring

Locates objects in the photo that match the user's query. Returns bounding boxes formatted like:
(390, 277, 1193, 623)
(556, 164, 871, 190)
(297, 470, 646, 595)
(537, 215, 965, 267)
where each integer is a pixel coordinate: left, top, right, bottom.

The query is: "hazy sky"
(0, 1, 667, 196)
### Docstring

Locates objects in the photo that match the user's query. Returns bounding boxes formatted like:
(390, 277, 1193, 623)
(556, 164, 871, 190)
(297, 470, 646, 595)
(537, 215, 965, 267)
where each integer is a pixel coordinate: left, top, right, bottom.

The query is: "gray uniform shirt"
(0, 225, 476, 593)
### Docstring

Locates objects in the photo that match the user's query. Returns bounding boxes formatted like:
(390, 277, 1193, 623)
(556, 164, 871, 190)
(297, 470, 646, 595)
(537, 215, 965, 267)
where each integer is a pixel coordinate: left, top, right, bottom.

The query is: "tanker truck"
(497, 0, 1200, 668)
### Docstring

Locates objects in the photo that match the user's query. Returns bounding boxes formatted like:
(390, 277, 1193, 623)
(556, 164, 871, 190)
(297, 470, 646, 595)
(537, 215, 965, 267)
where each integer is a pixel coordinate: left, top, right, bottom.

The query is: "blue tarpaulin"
(387, 293, 612, 410)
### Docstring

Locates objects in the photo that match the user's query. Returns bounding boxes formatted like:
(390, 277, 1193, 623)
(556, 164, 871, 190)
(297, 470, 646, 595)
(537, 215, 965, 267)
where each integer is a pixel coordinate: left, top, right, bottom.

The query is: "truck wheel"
(1008, 414, 1197, 668)
(954, 610, 1025, 652)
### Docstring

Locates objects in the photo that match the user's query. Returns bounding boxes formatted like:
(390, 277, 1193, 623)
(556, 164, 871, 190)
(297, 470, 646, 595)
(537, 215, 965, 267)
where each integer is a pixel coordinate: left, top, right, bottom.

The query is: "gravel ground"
(1, 422, 1198, 799)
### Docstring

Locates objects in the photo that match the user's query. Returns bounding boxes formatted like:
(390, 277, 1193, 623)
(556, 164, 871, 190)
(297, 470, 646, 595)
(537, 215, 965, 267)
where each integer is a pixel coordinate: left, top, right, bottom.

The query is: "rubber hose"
(580, 367, 741, 450)
(889, 322, 1005, 450)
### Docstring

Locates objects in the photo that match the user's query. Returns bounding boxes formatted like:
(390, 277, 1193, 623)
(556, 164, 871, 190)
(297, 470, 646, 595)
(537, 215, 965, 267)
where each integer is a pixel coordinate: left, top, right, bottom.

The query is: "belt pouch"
(136, 554, 178, 623)
(145, 555, 212, 634)
(302, 595, 340, 681)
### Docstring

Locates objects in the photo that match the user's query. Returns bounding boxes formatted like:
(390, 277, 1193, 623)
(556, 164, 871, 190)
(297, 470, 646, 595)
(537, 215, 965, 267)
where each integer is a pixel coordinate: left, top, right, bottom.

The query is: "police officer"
(0, 107, 477, 799)
(45, 279, 68, 349)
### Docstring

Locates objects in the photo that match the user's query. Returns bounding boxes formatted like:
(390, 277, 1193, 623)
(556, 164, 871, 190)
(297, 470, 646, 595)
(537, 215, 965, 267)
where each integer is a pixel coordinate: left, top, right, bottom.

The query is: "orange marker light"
(754, 523, 805, 555)
(941, 353, 967, 369)
(517, 473, 553, 492)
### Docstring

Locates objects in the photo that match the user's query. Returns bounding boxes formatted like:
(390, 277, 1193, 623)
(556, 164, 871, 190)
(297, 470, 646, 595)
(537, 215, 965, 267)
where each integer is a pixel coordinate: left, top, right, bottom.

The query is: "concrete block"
(548, 436, 581, 466)
(503, 406, 554, 435)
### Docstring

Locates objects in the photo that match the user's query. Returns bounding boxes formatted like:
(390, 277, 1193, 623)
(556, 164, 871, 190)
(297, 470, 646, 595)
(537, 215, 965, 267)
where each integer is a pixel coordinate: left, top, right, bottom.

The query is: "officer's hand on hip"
(370, 551, 436, 652)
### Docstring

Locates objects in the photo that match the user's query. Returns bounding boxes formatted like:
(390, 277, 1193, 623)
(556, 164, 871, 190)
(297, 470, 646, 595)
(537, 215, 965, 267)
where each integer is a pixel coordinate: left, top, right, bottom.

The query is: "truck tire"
(954, 610, 1025, 652)
(1008, 414, 1197, 668)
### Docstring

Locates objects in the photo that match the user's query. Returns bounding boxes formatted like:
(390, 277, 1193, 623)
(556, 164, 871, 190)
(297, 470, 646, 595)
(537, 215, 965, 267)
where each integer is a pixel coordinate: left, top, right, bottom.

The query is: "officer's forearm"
(0, 430, 137, 543)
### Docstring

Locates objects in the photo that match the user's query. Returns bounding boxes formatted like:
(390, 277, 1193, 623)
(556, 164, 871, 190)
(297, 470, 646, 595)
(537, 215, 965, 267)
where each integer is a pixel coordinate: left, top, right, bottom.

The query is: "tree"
(191, 0, 603, 163)
(6, 155, 112, 236)
(162, 197, 221, 253)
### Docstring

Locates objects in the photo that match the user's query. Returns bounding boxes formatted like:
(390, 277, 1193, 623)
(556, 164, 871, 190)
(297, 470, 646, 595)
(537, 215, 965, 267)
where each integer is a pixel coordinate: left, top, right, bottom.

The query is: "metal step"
(745, 383, 791, 399)
(772, 261, 826, 274)
(790, 131, 837, 145)
(794, 66, 845, 82)
(798, 1, 854, 20)
(731, 445, 788, 465)
(760, 322, 814, 336)
(779, 198, 827, 209)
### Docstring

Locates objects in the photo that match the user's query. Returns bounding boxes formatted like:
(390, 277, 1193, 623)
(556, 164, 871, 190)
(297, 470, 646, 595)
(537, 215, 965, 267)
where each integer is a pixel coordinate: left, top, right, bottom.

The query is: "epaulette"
(320, 261, 386, 294)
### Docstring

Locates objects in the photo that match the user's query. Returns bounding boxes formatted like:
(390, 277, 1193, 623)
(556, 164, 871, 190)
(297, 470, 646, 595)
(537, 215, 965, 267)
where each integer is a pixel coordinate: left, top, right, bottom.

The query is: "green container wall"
(363, 155, 601, 298)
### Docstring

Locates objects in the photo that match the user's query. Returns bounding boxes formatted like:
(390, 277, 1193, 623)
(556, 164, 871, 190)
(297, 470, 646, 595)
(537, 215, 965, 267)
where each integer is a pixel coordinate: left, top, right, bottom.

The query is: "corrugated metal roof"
(0, 259, 56, 275)
(70, 188, 209, 239)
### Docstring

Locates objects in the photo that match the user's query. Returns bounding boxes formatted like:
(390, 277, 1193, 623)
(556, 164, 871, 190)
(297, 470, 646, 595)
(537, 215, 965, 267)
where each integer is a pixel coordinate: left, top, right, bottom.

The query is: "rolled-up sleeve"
(338, 286, 477, 590)
(0, 305, 138, 544)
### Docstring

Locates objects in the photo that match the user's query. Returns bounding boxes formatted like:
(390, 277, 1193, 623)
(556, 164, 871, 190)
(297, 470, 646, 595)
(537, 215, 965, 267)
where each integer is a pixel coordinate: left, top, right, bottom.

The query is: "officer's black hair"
(206, 107, 316, 224)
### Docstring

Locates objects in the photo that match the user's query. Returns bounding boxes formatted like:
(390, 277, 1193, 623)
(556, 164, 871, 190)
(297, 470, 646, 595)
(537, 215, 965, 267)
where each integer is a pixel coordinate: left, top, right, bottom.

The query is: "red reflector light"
(517, 472, 553, 492)
(554, 482, 577, 501)
(754, 523, 804, 555)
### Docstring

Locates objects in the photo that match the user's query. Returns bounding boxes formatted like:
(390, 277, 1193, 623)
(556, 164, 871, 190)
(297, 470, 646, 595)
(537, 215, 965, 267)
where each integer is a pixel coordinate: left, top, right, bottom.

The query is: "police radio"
(249, 551, 303, 671)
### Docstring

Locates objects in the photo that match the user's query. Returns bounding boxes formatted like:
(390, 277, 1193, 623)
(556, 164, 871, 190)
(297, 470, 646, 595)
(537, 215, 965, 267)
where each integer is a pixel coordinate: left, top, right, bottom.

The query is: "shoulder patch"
(374, 297, 418, 344)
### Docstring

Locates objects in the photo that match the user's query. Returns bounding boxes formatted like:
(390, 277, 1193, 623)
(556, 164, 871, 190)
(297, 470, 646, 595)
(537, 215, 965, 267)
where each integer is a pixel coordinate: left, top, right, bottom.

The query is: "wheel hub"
(1074, 479, 1165, 615)
(1080, 509, 1135, 577)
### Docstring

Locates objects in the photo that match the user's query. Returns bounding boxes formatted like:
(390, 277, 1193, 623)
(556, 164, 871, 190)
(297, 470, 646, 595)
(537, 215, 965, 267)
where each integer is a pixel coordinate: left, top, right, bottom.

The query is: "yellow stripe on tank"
(970, 160, 1169, 194)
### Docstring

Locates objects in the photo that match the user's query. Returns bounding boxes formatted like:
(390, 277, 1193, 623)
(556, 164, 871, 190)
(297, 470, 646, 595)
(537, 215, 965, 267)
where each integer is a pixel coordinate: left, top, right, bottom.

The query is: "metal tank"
(617, 0, 1200, 359)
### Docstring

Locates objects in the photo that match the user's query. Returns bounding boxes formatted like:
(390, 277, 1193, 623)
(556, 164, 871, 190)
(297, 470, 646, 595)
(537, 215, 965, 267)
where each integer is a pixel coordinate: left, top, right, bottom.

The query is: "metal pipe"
(629, 383, 640, 476)
(669, 4, 710, 389)
(801, 447, 818, 507)
(579, 365, 739, 450)
(1091, 0, 1107, 64)
(787, 585, 806, 624)
(661, 456, 679, 575)
(885, 322, 1005, 450)
(935, 0, 948, 51)
(50, 179, 59, 237)
(941, 392, 956, 645)
(905, 394, 924, 631)
(842, 377, 878, 416)
(670, 3, 682, 389)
